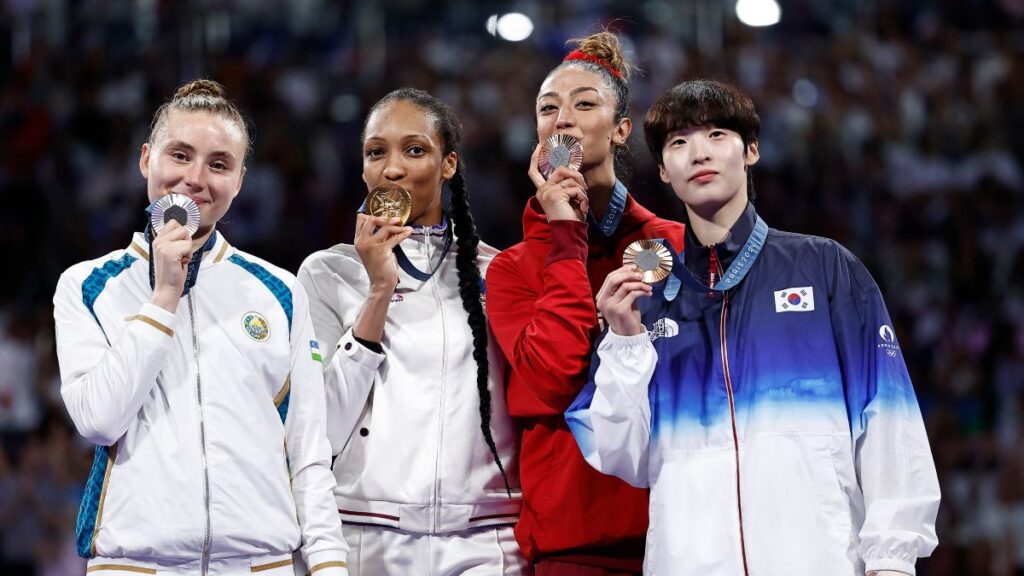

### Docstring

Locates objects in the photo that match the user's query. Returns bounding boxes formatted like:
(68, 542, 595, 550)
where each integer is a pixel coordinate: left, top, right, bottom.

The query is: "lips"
(689, 170, 718, 183)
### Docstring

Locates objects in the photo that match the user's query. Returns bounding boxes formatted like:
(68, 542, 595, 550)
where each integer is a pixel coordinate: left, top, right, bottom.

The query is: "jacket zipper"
(711, 242, 749, 575)
(427, 237, 449, 533)
(188, 294, 213, 575)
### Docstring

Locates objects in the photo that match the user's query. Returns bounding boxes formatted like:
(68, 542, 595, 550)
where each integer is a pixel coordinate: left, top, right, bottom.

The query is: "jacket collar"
(683, 201, 758, 274)
(521, 182, 661, 247)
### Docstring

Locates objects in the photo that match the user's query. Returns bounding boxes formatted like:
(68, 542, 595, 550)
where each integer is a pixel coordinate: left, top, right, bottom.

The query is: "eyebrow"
(166, 140, 237, 160)
(537, 86, 600, 101)
(363, 134, 433, 144)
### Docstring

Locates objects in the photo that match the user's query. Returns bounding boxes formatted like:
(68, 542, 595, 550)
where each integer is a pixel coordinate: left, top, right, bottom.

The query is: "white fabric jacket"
(298, 224, 522, 534)
(54, 231, 348, 575)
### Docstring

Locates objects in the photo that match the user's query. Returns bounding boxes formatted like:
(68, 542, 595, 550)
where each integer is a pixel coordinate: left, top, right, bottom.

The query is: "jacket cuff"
(130, 303, 178, 337)
(600, 330, 651, 350)
(546, 220, 588, 265)
(336, 329, 385, 370)
(865, 556, 915, 575)
(306, 549, 349, 575)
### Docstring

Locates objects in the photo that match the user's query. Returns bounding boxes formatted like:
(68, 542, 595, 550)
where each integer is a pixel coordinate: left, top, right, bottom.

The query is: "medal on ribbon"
(623, 240, 673, 283)
(149, 194, 200, 236)
(538, 134, 583, 178)
(364, 185, 413, 225)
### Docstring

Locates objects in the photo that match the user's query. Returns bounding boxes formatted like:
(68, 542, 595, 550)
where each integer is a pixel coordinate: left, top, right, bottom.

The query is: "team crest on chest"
(242, 312, 270, 341)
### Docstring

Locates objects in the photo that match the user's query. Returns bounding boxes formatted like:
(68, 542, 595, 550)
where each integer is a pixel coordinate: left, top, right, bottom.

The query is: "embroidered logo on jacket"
(774, 286, 815, 312)
(648, 317, 679, 341)
(242, 312, 270, 341)
(877, 324, 900, 357)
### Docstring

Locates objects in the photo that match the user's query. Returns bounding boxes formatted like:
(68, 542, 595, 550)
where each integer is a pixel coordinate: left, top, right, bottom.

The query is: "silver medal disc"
(149, 194, 201, 236)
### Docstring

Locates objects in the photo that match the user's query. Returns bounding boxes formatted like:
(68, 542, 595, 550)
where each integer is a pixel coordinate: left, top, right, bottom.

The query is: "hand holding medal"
(147, 194, 202, 311)
(355, 185, 414, 295)
(529, 134, 589, 222)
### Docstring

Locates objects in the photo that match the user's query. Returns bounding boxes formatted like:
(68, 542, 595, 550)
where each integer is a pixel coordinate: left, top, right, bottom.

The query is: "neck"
(582, 160, 618, 218)
(191, 226, 215, 253)
(685, 194, 748, 246)
(409, 196, 444, 227)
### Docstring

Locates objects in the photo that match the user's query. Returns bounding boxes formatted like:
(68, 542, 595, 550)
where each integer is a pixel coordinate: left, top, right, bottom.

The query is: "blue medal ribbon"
(393, 219, 453, 283)
(660, 216, 768, 301)
(588, 180, 628, 237)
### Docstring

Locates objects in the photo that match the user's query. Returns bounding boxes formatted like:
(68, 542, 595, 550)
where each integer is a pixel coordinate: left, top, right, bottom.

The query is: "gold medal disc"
(365, 185, 413, 225)
(538, 134, 584, 178)
(623, 240, 673, 283)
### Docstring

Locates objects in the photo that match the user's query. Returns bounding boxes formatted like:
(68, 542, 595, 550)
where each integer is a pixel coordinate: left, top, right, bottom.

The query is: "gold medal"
(365, 185, 412, 225)
(538, 134, 584, 178)
(149, 193, 200, 236)
(623, 240, 673, 283)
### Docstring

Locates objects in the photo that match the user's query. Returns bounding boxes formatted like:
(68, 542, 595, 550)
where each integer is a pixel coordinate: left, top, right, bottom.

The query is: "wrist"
(150, 288, 181, 313)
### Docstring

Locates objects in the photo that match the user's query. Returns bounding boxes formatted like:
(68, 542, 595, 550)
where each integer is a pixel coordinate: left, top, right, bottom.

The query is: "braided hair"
(365, 88, 512, 495)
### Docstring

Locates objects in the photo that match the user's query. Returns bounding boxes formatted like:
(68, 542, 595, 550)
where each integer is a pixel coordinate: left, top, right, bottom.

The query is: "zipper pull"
(707, 246, 719, 298)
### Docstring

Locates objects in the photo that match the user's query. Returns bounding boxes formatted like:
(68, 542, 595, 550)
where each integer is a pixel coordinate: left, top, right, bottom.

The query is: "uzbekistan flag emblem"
(310, 340, 322, 362)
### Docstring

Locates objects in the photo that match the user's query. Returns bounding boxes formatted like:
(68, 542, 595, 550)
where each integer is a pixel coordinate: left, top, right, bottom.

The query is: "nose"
(382, 155, 406, 182)
(183, 162, 206, 190)
(690, 135, 711, 164)
(555, 106, 577, 131)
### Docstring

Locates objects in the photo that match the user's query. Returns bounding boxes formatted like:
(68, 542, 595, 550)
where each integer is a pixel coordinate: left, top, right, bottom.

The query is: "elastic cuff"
(599, 330, 652, 350)
(131, 303, 178, 337)
(864, 557, 915, 576)
(353, 336, 384, 354)
(306, 549, 348, 575)
(546, 220, 588, 265)
(336, 329, 385, 370)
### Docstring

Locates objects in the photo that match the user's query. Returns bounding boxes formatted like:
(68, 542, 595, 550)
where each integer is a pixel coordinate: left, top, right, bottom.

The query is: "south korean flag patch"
(774, 286, 815, 312)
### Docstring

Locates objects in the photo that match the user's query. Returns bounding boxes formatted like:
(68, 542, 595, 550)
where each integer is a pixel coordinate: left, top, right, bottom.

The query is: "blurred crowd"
(1, 1, 1022, 574)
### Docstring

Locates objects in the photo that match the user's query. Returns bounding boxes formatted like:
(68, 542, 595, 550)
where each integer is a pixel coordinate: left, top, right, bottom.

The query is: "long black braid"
(448, 164, 512, 496)
(367, 88, 511, 495)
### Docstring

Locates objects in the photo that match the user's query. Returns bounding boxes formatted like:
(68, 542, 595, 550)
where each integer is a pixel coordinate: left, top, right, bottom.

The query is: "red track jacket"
(486, 193, 684, 565)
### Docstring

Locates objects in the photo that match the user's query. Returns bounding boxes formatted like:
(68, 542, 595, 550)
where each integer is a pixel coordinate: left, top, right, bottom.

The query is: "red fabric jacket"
(486, 194, 685, 564)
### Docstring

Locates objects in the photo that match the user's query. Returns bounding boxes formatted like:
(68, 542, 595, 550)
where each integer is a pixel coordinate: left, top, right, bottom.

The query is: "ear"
(139, 143, 151, 179)
(744, 140, 760, 168)
(659, 163, 671, 184)
(233, 165, 246, 199)
(441, 150, 458, 181)
(612, 117, 633, 146)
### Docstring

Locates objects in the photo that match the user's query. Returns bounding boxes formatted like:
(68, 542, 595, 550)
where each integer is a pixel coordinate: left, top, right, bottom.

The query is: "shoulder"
(297, 244, 363, 283)
(227, 248, 298, 286)
(765, 229, 877, 289)
(58, 248, 142, 291)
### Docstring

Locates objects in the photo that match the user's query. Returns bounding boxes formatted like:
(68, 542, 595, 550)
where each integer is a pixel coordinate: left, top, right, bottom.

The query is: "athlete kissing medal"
(149, 193, 200, 236)
(365, 185, 413, 225)
(623, 240, 673, 284)
(538, 134, 584, 178)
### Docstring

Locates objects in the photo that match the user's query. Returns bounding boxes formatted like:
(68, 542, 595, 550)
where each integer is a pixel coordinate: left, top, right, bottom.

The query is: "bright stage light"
(495, 13, 533, 42)
(735, 0, 781, 27)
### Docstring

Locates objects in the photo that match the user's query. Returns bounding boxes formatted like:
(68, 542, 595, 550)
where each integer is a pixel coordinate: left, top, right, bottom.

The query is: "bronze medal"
(623, 240, 673, 283)
(365, 185, 413, 225)
(538, 134, 584, 178)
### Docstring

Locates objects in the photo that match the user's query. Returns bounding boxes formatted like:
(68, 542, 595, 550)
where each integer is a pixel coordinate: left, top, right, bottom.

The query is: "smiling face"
(361, 99, 457, 226)
(535, 67, 631, 176)
(658, 124, 759, 218)
(139, 110, 247, 238)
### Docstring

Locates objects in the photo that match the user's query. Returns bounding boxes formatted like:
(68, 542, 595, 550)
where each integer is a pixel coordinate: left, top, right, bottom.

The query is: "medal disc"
(623, 240, 673, 284)
(365, 185, 413, 225)
(149, 194, 200, 236)
(538, 134, 584, 178)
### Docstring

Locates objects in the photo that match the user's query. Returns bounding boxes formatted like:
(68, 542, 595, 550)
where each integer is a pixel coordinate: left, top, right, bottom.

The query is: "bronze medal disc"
(623, 240, 674, 284)
(538, 134, 584, 178)
(366, 185, 413, 225)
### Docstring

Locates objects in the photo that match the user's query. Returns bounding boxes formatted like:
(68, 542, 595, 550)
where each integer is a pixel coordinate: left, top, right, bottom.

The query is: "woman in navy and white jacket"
(298, 89, 527, 575)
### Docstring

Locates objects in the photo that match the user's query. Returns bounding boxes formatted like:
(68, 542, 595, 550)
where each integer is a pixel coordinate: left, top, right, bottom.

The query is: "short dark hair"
(644, 79, 760, 162)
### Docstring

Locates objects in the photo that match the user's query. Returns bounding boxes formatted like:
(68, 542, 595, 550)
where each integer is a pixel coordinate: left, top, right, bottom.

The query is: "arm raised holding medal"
(351, 214, 411, 344)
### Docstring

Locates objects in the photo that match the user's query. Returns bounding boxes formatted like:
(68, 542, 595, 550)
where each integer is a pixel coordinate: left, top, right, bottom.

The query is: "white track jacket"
(54, 231, 348, 576)
(298, 224, 522, 535)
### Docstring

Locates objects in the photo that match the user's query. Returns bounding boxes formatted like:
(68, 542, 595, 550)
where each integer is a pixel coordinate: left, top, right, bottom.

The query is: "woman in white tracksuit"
(298, 88, 528, 575)
(53, 80, 348, 576)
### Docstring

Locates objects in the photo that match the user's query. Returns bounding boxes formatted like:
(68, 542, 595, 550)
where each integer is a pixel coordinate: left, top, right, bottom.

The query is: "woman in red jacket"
(485, 31, 684, 575)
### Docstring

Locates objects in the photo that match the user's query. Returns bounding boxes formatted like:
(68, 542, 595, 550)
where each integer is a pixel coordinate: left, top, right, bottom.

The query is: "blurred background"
(1, 0, 1022, 574)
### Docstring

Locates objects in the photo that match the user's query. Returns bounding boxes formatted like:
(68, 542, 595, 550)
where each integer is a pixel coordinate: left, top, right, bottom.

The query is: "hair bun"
(567, 31, 634, 82)
(174, 79, 227, 100)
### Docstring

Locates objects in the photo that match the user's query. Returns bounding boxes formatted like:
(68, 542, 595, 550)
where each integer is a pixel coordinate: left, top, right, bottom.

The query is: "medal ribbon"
(392, 219, 453, 283)
(144, 227, 218, 296)
(588, 180, 628, 237)
(661, 216, 769, 301)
